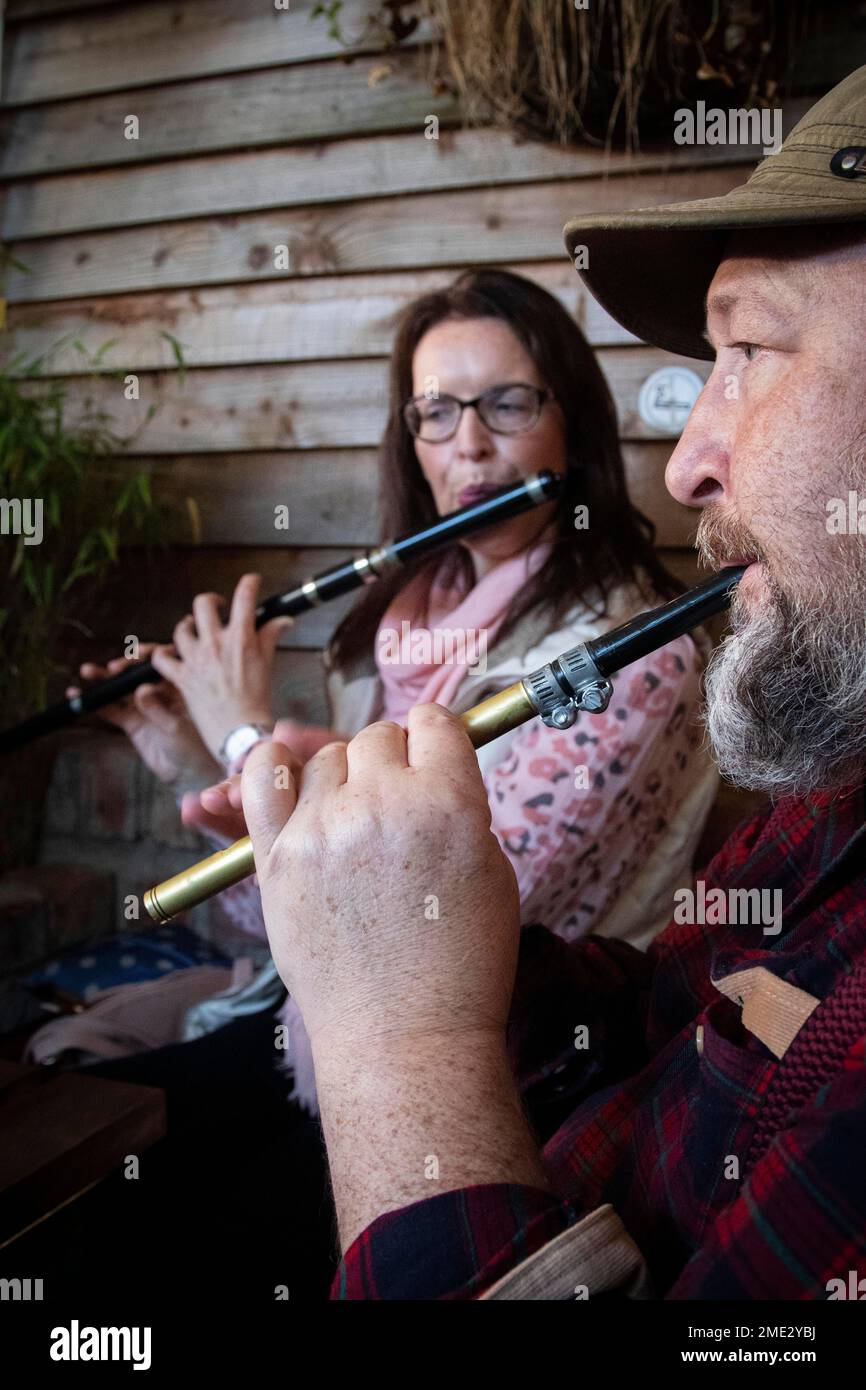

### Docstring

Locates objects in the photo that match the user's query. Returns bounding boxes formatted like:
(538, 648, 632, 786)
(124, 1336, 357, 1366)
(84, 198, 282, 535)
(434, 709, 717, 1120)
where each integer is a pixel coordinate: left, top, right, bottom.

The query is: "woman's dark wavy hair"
(330, 267, 681, 670)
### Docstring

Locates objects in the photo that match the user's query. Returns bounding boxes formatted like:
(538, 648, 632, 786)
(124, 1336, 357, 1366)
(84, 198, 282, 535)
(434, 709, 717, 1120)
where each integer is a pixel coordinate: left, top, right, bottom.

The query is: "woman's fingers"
(172, 614, 196, 658)
(199, 777, 235, 811)
(191, 592, 225, 641)
(228, 573, 261, 631)
(179, 791, 246, 841)
(133, 683, 180, 730)
(258, 615, 294, 657)
(150, 644, 185, 686)
(76, 644, 159, 687)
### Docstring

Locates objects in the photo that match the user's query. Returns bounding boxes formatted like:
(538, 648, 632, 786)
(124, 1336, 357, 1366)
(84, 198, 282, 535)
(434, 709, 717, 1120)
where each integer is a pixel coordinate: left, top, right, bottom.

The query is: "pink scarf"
(376, 540, 552, 722)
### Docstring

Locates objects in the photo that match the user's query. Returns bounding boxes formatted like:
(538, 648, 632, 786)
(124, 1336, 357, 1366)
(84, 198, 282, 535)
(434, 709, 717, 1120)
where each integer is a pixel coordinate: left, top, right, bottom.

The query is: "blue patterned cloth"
(24, 923, 231, 1002)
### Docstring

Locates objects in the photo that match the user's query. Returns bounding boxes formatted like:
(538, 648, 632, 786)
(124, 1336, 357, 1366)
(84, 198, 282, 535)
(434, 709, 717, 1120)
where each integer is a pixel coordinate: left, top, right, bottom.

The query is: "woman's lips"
(457, 484, 504, 506)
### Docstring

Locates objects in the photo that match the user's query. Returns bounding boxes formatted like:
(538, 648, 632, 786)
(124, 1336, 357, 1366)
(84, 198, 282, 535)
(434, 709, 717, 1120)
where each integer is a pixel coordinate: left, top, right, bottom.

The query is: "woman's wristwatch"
(218, 722, 274, 774)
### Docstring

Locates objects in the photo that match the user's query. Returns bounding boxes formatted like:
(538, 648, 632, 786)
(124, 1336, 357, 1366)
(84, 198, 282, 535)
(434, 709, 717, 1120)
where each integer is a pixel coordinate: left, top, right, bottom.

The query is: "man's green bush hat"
(563, 65, 866, 361)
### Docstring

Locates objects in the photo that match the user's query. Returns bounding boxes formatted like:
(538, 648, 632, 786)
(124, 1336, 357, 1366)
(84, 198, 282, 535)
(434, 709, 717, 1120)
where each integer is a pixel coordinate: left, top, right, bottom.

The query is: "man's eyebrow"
(703, 283, 796, 341)
(707, 288, 779, 317)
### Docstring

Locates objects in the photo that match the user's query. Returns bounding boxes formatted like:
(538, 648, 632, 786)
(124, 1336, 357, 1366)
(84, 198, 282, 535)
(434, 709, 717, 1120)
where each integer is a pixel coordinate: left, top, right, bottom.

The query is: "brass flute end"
(143, 886, 169, 925)
(143, 834, 256, 924)
(461, 680, 534, 748)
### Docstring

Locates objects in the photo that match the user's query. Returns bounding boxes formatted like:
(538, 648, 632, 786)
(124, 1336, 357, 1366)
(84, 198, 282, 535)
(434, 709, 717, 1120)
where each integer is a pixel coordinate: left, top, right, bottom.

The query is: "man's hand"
(241, 703, 520, 1051)
(241, 704, 550, 1252)
(150, 574, 290, 763)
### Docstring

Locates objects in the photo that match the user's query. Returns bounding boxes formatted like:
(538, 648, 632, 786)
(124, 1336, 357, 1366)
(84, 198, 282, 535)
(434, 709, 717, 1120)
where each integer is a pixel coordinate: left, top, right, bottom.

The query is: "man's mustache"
(696, 506, 768, 572)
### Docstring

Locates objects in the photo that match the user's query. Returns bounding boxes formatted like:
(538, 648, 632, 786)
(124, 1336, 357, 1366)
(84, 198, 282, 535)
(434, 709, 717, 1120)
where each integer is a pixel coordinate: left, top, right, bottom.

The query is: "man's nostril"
(694, 477, 718, 499)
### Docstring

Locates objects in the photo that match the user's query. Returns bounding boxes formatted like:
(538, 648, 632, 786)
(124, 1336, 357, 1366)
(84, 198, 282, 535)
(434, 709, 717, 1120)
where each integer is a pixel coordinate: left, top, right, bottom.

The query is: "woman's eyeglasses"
(402, 382, 551, 443)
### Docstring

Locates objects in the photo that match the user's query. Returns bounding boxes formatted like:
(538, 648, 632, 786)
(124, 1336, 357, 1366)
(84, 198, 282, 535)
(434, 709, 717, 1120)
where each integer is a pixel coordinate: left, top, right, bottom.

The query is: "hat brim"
(564, 189, 866, 360)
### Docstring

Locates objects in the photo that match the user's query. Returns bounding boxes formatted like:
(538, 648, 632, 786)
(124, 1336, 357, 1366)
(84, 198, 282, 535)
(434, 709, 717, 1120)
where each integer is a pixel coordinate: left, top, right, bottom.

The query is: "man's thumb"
(241, 740, 300, 855)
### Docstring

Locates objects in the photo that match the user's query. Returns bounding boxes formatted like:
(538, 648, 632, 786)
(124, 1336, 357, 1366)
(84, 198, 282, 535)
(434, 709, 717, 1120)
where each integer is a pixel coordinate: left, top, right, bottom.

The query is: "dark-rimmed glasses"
(403, 382, 551, 443)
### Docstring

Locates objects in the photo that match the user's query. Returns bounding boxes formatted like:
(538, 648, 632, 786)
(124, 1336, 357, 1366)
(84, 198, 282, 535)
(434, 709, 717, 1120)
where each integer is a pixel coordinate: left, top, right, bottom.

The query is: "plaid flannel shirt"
(332, 784, 866, 1299)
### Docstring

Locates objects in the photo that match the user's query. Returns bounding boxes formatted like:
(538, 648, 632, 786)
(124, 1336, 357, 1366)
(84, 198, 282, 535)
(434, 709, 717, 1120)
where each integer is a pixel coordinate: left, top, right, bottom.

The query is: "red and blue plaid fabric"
(333, 785, 866, 1299)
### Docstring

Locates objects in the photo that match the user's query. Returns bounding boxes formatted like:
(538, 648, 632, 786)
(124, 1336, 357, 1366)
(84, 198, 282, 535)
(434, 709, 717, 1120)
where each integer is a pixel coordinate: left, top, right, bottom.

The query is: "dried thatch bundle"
(423, 0, 808, 150)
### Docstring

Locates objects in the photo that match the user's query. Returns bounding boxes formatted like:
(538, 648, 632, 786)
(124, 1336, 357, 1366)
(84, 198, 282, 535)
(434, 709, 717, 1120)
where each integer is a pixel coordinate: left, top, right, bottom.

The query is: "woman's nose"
(454, 403, 494, 458)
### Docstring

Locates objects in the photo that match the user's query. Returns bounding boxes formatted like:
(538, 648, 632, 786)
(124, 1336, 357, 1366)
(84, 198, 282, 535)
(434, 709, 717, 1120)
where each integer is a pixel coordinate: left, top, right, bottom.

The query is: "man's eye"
(736, 342, 762, 362)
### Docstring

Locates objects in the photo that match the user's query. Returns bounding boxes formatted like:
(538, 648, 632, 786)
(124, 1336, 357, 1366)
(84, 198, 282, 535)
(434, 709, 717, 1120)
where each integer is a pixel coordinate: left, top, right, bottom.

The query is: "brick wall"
(0, 727, 265, 979)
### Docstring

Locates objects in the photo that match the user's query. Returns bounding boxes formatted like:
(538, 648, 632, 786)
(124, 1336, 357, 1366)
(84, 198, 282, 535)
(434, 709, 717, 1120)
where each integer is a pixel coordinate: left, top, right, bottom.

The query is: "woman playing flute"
(56, 269, 717, 1097)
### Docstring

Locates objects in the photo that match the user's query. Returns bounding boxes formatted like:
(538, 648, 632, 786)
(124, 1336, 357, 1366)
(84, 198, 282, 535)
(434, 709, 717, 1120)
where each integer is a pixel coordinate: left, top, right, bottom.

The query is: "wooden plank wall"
(2, 0, 780, 725)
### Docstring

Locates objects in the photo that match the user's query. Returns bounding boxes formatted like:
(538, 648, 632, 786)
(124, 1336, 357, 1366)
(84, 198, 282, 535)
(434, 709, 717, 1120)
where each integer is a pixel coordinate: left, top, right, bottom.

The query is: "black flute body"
(0, 471, 562, 755)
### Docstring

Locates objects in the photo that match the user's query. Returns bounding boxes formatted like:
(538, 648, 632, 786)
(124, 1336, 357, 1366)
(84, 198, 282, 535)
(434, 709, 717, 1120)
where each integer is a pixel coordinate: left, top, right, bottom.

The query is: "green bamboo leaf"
(1, 250, 30, 274)
(9, 537, 23, 578)
(2, 347, 32, 374)
(158, 331, 186, 368)
(92, 338, 119, 366)
(113, 477, 133, 518)
(22, 564, 40, 603)
(98, 526, 118, 562)
(135, 470, 152, 506)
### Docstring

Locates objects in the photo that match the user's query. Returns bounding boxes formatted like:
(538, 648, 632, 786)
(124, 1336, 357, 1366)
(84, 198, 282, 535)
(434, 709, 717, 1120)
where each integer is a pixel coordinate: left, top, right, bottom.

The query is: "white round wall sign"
(637, 366, 705, 435)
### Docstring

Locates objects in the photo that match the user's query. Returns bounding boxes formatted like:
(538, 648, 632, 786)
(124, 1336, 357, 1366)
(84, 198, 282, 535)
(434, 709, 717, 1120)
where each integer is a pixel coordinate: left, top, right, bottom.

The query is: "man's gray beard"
(704, 575, 866, 797)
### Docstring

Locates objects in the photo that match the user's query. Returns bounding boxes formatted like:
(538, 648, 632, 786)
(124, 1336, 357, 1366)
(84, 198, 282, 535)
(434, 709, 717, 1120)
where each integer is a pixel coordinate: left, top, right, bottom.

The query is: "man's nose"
(665, 370, 733, 508)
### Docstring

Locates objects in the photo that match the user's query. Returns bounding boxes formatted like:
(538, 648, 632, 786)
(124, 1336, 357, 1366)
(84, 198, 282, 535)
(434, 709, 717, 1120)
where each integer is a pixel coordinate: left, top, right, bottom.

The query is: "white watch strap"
(220, 723, 272, 770)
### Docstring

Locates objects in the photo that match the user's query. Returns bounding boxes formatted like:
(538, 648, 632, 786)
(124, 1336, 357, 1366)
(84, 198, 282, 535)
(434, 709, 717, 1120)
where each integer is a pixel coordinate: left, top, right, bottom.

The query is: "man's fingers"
(228, 573, 261, 631)
(241, 739, 300, 854)
(406, 703, 479, 777)
(297, 741, 348, 801)
(346, 720, 408, 777)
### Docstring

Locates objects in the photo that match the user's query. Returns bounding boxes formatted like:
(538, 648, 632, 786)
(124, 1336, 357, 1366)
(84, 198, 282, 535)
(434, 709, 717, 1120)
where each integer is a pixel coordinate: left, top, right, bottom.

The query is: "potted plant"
(0, 337, 169, 870)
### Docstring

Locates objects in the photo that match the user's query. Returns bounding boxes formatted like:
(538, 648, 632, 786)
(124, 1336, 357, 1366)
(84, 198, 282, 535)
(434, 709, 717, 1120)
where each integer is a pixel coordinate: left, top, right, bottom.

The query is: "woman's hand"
(180, 769, 245, 841)
(261, 718, 345, 765)
(67, 644, 220, 789)
(179, 717, 305, 839)
(150, 574, 291, 763)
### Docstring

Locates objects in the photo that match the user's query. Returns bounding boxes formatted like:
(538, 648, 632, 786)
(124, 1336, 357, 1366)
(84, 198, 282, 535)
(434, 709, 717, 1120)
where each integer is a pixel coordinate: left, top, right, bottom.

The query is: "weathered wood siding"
(2, 0, 792, 723)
